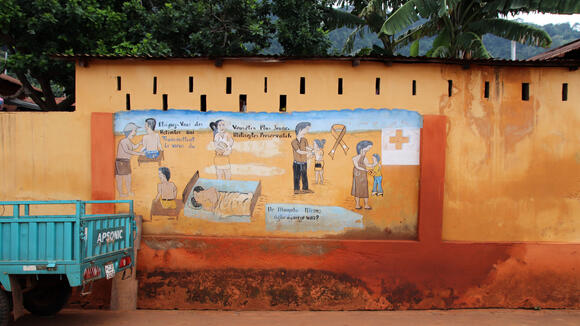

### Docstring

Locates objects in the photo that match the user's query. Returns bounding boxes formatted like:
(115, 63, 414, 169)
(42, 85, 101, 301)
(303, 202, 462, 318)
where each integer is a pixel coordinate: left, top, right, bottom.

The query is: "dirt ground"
(13, 309, 580, 326)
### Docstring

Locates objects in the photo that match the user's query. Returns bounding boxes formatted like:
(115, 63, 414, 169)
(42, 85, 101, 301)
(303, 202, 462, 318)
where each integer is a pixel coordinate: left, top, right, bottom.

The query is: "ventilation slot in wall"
(125, 94, 131, 110)
(562, 83, 568, 101)
(226, 77, 232, 94)
(375, 78, 380, 95)
(522, 83, 530, 101)
(239, 94, 247, 112)
(338, 78, 343, 95)
(279, 95, 287, 112)
(117, 76, 121, 91)
(189, 76, 194, 93)
(300, 77, 306, 94)
(412, 80, 416, 96)
(162, 94, 168, 111)
(484, 81, 490, 99)
(200, 95, 207, 112)
(153, 76, 157, 94)
(448, 80, 453, 97)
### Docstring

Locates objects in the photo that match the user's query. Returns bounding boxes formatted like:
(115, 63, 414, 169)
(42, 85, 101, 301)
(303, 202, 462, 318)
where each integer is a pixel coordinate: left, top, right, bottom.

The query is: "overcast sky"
(507, 13, 580, 27)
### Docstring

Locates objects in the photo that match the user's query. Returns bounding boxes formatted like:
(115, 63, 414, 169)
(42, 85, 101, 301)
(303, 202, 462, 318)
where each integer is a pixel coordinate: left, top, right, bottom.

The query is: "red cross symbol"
(389, 129, 410, 150)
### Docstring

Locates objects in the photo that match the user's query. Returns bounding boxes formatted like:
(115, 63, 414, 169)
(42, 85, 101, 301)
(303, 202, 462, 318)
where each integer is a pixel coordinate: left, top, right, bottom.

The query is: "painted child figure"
(141, 118, 163, 159)
(370, 154, 383, 196)
(313, 139, 326, 184)
(155, 167, 178, 209)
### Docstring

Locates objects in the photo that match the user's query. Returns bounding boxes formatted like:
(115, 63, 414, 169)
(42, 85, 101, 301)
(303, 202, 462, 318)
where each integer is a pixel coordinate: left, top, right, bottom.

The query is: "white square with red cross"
(381, 128, 421, 166)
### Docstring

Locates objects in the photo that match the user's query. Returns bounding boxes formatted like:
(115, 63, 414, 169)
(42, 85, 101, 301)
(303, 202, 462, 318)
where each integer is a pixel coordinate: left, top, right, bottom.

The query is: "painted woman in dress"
(351, 140, 378, 209)
(209, 119, 234, 180)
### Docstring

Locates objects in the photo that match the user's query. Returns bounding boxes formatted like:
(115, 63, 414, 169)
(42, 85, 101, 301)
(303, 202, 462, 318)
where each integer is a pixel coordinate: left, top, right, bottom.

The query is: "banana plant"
(333, 0, 416, 55)
(379, 0, 579, 58)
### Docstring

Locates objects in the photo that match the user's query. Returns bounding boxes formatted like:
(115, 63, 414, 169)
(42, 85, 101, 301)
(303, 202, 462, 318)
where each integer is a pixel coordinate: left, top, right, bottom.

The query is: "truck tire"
(0, 290, 10, 326)
(23, 276, 71, 316)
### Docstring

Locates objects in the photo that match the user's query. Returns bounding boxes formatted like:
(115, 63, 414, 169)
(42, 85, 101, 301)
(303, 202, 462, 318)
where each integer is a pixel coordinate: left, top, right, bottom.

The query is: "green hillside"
(328, 22, 580, 59)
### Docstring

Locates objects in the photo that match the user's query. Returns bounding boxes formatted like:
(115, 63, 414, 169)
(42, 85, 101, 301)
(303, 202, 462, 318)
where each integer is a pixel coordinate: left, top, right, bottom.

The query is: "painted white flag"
(381, 128, 421, 165)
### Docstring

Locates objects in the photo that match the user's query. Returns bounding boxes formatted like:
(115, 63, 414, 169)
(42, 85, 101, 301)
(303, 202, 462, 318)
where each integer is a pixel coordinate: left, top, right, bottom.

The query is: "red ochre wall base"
(73, 113, 579, 310)
(135, 238, 580, 310)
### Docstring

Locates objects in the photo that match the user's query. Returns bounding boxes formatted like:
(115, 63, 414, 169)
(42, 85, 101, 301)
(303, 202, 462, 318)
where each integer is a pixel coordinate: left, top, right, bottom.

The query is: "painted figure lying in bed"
(189, 186, 253, 217)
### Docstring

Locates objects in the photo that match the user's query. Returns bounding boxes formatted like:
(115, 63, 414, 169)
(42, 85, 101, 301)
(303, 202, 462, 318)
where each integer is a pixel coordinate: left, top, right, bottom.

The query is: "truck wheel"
(23, 277, 71, 316)
(0, 290, 10, 326)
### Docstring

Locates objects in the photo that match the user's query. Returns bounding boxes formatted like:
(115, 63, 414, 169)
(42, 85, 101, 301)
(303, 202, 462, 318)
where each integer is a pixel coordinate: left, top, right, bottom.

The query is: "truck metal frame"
(0, 200, 135, 291)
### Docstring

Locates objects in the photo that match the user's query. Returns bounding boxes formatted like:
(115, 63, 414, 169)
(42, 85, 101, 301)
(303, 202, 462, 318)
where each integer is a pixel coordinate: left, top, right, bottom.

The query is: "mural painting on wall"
(113, 108, 422, 240)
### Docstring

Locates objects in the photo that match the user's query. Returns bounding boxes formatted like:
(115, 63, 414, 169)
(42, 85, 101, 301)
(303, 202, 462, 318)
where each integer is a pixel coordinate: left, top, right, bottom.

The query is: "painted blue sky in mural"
(114, 108, 422, 135)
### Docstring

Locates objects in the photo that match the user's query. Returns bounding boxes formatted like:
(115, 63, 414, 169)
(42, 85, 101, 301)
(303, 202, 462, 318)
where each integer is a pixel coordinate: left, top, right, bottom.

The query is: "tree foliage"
(272, 0, 333, 56)
(0, 0, 274, 110)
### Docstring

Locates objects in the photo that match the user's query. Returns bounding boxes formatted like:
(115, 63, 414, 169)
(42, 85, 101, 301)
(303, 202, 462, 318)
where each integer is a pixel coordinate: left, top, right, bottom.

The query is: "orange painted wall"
(72, 59, 580, 242)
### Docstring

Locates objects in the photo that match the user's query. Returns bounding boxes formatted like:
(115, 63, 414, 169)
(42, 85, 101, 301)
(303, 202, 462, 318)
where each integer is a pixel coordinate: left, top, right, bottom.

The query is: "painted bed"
(182, 171, 261, 223)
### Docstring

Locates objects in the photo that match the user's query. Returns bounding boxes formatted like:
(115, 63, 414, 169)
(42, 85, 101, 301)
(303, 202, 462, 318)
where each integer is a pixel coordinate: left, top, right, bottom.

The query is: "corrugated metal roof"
(528, 39, 580, 61)
(54, 53, 580, 68)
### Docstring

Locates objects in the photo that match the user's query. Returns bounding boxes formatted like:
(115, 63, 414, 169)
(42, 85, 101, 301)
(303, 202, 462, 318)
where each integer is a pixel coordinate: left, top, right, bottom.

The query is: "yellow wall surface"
(0, 112, 92, 202)
(2, 59, 579, 242)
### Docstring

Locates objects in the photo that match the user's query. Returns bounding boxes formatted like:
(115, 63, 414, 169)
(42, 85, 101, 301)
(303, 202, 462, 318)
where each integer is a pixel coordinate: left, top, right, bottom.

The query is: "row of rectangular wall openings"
(189, 76, 194, 93)
(126, 94, 131, 110)
(300, 77, 306, 94)
(279, 95, 287, 112)
(522, 83, 530, 101)
(338, 78, 343, 95)
(117, 76, 121, 91)
(226, 77, 232, 94)
(200, 95, 207, 112)
(412, 80, 416, 96)
(264, 77, 268, 93)
(375, 78, 380, 95)
(562, 83, 568, 101)
(484, 81, 490, 99)
(153, 76, 157, 94)
(162, 94, 168, 111)
(239, 94, 247, 112)
(448, 80, 453, 97)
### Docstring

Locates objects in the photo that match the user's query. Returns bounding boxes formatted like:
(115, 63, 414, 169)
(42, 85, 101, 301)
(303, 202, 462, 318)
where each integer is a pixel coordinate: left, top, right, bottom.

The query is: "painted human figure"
(155, 167, 178, 209)
(313, 139, 326, 185)
(190, 186, 219, 211)
(291, 122, 313, 194)
(115, 123, 145, 197)
(141, 118, 163, 159)
(370, 154, 383, 196)
(210, 120, 234, 180)
(351, 140, 378, 209)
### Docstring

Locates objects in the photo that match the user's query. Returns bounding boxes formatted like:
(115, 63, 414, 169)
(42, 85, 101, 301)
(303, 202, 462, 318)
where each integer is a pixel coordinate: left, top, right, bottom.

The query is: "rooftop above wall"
(53, 54, 580, 69)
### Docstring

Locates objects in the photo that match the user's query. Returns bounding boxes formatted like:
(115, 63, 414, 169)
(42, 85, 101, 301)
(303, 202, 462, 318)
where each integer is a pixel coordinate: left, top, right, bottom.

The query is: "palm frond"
(456, 31, 491, 58)
(409, 39, 420, 56)
(438, 0, 449, 17)
(342, 25, 366, 54)
(379, 0, 422, 36)
(415, 0, 443, 18)
(430, 26, 451, 51)
(360, 0, 386, 18)
(323, 7, 365, 30)
(392, 19, 438, 48)
(429, 45, 451, 58)
(469, 18, 551, 47)
(359, 0, 392, 33)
